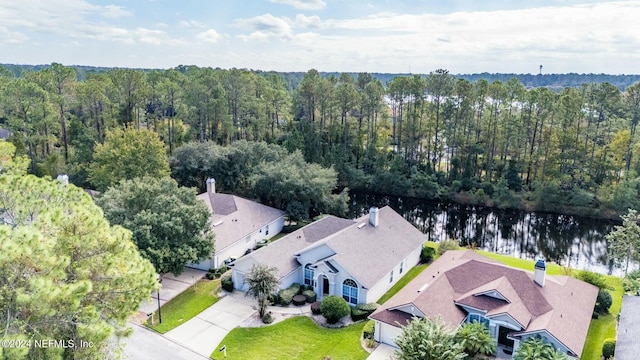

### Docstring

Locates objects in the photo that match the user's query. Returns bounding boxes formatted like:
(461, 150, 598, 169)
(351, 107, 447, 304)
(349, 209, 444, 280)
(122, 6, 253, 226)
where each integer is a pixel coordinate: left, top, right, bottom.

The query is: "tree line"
(2, 63, 640, 218)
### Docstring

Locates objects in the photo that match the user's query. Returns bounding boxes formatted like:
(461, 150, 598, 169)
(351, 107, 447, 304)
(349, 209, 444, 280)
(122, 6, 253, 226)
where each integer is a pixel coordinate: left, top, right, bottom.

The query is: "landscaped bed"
(210, 316, 368, 360)
(146, 278, 220, 334)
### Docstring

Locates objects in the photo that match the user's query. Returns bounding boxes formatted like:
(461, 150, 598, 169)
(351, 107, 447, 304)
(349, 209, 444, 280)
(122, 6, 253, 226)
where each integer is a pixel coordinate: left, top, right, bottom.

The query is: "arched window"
(342, 279, 358, 305)
(304, 265, 314, 286)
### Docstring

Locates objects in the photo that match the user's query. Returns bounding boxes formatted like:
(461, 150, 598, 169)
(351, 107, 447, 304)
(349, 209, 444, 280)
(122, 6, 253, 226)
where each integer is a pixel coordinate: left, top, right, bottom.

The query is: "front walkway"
(163, 292, 256, 357)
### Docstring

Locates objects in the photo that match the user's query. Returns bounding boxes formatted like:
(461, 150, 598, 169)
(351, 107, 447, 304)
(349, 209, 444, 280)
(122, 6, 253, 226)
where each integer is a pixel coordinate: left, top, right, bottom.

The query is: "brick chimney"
(206, 178, 216, 194)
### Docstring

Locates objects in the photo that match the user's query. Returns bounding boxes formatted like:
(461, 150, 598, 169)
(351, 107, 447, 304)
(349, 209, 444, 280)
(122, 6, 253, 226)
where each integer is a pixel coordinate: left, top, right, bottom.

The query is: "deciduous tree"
(97, 176, 214, 276)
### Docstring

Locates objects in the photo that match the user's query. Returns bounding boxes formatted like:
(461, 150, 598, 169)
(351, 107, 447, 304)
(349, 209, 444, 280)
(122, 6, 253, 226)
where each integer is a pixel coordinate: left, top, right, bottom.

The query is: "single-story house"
(369, 250, 598, 358)
(615, 295, 640, 360)
(188, 178, 286, 270)
(231, 206, 426, 305)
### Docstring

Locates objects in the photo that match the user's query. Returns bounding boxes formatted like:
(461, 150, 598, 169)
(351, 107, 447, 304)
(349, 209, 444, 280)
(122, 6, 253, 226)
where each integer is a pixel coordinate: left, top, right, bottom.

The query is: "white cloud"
(155, 22, 169, 28)
(294, 14, 321, 28)
(269, 0, 326, 10)
(102, 5, 132, 18)
(197, 29, 222, 43)
(178, 20, 207, 28)
(0, 0, 182, 46)
(0, 26, 29, 44)
(235, 13, 293, 41)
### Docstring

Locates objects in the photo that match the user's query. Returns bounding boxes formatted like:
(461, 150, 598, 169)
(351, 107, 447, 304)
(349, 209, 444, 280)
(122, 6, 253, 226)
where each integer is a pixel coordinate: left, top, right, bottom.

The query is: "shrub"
(290, 283, 302, 294)
(221, 273, 233, 292)
(623, 269, 640, 294)
(365, 338, 376, 348)
(278, 283, 302, 305)
(310, 301, 322, 315)
(602, 338, 615, 359)
(595, 289, 613, 314)
(302, 290, 317, 303)
(574, 270, 611, 290)
(351, 303, 379, 321)
(320, 295, 350, 324)
(437, 239, 460, 256)
(205, 272, 215, 280)
(420, 246, 436, 263)
(363, 320, 375, 339)
(592, 311, 599, 319)
(262, 312, 273, 324)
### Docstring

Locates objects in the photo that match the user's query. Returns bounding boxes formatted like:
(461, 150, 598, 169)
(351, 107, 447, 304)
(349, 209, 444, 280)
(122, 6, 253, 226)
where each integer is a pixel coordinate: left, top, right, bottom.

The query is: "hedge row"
(351, 303, 379, 321)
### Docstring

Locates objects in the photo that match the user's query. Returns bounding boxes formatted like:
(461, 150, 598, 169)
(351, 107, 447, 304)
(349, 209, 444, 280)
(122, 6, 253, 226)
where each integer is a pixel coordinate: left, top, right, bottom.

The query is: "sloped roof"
(320, 206, 426, 288)
(233, 206, 426, 289)
(370, 250, 598, 357)
(197, 192, 285, 253)
(615, 295, 640, 360)
(232, 216, 355, 278)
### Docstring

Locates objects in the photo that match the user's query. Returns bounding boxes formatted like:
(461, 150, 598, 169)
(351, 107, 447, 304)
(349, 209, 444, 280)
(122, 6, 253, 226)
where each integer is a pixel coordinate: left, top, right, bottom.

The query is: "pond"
(348, 192, 626, 275)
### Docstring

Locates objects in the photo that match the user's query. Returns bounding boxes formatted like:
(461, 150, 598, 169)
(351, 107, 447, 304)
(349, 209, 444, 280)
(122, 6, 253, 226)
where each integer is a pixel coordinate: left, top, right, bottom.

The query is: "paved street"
(123, 323, 209, 360)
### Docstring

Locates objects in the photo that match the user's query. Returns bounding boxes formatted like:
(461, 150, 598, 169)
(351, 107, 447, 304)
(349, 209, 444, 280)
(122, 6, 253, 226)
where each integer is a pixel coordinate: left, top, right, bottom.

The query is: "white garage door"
(379, 323, 402, 347)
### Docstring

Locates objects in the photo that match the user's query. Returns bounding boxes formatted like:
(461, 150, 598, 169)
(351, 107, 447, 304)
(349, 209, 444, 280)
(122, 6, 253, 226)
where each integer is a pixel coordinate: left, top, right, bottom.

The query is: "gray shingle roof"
(615, 295, 640, 360)
(232, 216, 355, 278)
(197, 192, 285, 253)
(370, 250, 598, 357)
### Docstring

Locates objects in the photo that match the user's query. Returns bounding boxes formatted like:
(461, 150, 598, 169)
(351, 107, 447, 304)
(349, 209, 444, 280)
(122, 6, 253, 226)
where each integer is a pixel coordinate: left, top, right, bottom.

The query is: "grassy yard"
(210, 316, 368, 360)
(377, 241, 438, 304)
(479, 250, 624, 360)
(146, 278, 220, 334)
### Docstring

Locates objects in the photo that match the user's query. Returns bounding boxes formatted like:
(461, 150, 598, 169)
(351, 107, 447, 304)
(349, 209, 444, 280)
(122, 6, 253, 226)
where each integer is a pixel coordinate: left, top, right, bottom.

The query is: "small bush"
(437, 239, 460, 256)
(278, 283, 302, 305)
(320, 295, 350, 324)
(365, 338, 376, 348)
(205, 272, 215, 280)
(352, 303, 379, 321)
(310, 301, 322, 314)
(592, 311, 599, 319)
(221, 273, 233, 292)
(420, 246, 436, 263)
(262, 312, 273, 324)
(363, 320, 375, 339)
(595, 289, 613, 314)
(303, 290, 317, 303)
(574, 270, 612, 290)
(602, 338, 616, 359)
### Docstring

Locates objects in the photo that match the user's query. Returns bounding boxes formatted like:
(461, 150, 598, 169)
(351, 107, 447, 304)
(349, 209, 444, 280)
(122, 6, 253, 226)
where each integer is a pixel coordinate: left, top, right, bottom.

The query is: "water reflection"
(349, 192, 625, 275)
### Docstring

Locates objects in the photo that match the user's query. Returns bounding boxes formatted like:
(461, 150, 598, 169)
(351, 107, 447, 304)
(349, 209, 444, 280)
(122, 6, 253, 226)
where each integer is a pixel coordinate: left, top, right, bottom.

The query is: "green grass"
(146, 278, 220, 334)
(377, 241, 438, 304)
(478, 250, 623, 360)
(210, 316, 368, 360)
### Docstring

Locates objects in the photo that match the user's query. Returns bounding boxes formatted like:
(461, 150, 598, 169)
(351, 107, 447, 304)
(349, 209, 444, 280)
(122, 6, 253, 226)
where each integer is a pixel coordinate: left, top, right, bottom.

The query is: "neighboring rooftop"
(370, 250, 598, 357)
(197, 192, 285, 252)
(615, 295, 640, 360)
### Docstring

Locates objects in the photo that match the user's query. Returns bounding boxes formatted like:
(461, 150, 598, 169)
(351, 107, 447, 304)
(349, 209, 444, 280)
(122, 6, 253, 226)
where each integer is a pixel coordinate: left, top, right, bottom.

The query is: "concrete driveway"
(138, 268, 207, 315)
(164, 292, 256, 357)
(123, 323, 209, 360)
(367, 343, 397, 360)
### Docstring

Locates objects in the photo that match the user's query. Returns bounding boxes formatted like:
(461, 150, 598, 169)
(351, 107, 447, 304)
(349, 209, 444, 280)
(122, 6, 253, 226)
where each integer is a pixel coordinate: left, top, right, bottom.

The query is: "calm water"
(349, 192, 626, 275)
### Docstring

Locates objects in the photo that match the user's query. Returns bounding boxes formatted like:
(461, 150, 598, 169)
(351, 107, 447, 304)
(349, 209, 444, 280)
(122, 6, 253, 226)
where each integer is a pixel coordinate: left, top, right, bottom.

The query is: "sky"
(0, 0, 638, 74)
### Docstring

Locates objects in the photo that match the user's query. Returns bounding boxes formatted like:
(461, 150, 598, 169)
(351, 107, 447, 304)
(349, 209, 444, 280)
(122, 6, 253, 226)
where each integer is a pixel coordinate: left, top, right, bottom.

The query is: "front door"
(498, 326, 515, 348)
(322, 277, 329, 295)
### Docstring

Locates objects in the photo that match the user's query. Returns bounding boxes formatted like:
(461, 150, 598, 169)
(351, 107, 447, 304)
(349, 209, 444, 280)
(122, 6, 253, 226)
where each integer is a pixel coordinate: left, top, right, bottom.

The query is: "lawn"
(210, 316, 368, 360)
(478, 250, 624, 360)
(146, 278, 220, 334)
(377, 241, 438, 304)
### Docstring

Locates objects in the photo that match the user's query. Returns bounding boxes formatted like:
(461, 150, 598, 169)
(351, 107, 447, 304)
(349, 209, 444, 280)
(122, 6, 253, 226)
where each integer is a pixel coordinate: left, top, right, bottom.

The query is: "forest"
(1, 63, 640, 220)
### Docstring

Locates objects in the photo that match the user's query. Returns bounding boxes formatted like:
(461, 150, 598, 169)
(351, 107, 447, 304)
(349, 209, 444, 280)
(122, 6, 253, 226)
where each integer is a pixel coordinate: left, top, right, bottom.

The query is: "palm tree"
(243, 264, 280, 319)
(395, 317, 467, 360)
(514, 336, 567, 360)
(455, 321, 497, 357)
